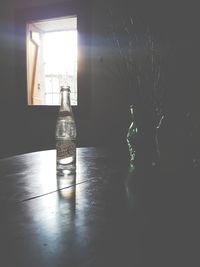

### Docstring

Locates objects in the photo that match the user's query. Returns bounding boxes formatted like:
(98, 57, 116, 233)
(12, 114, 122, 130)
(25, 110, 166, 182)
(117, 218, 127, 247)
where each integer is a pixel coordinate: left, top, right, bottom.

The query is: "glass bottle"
(56, 86, 76, 173)
(127, 105, 138, 171)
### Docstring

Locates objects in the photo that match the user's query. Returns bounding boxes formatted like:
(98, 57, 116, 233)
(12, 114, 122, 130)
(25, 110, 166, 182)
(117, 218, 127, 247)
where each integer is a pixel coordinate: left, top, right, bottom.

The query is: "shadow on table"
(124, 164, 200, 267)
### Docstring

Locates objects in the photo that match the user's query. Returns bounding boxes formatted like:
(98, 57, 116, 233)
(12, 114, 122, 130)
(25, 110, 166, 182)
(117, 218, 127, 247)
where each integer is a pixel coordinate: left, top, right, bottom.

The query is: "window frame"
(15, 0, 92, 119)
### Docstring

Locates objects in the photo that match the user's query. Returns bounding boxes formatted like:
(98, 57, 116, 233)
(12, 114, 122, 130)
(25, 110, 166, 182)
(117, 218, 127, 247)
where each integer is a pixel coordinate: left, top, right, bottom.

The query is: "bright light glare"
(42, 30, 77, 105)
(43, 31, 77, 76)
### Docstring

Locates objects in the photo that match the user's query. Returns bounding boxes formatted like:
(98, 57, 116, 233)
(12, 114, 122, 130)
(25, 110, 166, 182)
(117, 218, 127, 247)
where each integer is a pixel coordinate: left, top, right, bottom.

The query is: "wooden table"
(0, 147, 198, 267)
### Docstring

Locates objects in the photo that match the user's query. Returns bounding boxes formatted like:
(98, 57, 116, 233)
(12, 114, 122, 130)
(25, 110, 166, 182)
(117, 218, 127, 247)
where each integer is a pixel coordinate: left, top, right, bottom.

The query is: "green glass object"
(127, 105, 138, 171)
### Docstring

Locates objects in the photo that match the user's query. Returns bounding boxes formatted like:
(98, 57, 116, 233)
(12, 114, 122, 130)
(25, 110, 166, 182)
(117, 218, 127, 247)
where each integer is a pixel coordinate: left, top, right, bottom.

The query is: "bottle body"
(56, 117, 76, 165)
(127, 105, 138, 171)
(56, 87, 76, 173)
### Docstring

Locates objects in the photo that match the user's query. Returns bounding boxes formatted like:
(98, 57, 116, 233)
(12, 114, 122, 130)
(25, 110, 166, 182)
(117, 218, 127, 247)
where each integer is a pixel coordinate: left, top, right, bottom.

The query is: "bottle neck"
(60, 88, 72, 114)
(130, 105, 135, 121)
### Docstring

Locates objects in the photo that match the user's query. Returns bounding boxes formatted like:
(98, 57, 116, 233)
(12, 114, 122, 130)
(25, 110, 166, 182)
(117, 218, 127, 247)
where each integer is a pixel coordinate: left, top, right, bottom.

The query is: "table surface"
(0, 147, 198, 267)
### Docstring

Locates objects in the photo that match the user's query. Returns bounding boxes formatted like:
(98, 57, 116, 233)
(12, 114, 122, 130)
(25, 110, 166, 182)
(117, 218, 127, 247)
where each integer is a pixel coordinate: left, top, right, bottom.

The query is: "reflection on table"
(0, 147, 198, 267)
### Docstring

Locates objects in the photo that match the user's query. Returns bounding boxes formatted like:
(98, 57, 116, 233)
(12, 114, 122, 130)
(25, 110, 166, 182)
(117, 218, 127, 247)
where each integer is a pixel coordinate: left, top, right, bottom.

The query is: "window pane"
(27, 16, 77, 106)
(43, 30, 77, 105)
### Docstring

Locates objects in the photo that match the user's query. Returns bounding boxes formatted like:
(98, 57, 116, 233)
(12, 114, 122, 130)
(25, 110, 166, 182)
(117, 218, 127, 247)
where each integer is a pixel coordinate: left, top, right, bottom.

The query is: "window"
(15, 1, 91, 117)
(27, 17, 78, 106)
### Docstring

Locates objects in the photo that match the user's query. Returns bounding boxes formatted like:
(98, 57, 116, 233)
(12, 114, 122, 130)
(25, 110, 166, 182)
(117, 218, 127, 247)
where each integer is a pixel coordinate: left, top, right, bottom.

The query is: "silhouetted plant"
(106, 7, 164, 120)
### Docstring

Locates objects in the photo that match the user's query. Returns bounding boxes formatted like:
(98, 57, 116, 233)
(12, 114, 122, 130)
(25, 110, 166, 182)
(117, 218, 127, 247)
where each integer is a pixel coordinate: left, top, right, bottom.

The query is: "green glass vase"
(127, 105, 138, 172)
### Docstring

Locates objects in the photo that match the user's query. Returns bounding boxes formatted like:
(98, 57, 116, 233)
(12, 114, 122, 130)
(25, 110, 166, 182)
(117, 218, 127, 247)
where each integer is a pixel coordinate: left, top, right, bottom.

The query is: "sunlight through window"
(26, 16, 77, 106)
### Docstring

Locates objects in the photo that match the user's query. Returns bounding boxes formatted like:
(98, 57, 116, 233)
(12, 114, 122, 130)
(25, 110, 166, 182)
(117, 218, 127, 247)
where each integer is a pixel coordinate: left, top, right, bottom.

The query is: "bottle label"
(56, 140, 76, 160)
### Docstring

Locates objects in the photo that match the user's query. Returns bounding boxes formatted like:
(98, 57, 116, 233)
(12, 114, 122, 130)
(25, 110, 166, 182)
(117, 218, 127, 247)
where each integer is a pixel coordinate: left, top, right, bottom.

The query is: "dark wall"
(0, 0, 200, 160)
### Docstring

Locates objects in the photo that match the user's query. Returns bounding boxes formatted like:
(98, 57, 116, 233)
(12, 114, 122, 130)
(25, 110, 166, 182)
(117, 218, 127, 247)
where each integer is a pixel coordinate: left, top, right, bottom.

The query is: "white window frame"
(26, 16, 78, 106)
(15, 0, 92, 119)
